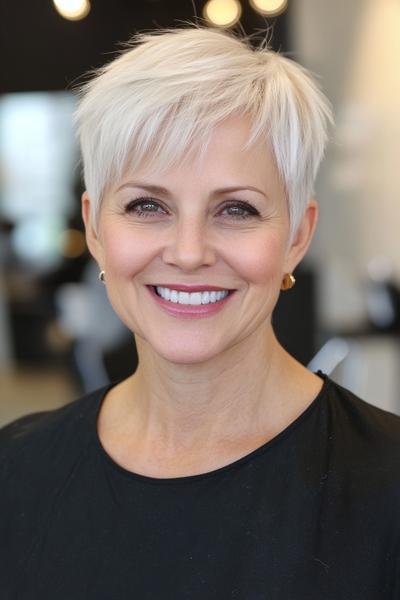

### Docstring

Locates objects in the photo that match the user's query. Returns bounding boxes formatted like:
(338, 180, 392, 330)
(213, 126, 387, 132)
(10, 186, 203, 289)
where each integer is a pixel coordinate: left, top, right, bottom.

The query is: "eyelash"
(124, 196, 260, 220)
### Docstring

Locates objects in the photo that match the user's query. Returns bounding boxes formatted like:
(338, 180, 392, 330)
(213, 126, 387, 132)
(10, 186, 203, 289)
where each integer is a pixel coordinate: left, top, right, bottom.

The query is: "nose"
(161, 217, 217, 272)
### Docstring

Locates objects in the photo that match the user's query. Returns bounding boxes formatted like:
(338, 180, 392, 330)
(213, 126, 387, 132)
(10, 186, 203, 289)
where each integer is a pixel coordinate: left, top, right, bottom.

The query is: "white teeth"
(202, 291, 210, 304)
(189, 292, 201, 304)
(155, 286, 230, 305)
(178, 292, 190, 304)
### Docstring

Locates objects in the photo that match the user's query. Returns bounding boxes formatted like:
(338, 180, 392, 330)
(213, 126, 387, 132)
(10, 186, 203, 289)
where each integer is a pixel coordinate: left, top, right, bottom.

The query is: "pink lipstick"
(146, 285, 236, 319)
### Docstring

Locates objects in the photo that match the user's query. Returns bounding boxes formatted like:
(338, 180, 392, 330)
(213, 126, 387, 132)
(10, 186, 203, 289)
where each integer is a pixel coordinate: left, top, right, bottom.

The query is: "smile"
(154, 286, 231, 305)
(147, 285, 236, 319)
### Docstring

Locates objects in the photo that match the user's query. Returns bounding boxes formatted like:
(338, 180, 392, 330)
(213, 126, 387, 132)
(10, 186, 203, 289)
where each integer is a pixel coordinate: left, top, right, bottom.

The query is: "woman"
(1, 25, 399, 599)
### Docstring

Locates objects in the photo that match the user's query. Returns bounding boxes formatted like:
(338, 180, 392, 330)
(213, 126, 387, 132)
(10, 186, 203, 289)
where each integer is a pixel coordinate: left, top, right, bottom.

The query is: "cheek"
(224, 233, 286, 284)
(102, 226, 159, 277)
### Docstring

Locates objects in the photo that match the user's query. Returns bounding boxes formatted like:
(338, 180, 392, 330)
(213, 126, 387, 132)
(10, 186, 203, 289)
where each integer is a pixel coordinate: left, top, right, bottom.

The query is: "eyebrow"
(116, 182, 268, 199)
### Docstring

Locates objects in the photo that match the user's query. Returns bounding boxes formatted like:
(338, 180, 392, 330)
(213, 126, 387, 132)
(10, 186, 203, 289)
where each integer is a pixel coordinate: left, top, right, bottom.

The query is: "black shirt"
(1, 371, 400, 599)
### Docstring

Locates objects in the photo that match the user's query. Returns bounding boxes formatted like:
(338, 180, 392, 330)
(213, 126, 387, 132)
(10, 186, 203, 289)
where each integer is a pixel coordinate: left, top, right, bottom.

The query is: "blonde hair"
(74, 25, 333, 241)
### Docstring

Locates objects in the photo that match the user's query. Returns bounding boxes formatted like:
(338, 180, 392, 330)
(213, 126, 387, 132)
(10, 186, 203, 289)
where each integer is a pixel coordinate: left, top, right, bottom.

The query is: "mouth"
(150, 285, 235, 301)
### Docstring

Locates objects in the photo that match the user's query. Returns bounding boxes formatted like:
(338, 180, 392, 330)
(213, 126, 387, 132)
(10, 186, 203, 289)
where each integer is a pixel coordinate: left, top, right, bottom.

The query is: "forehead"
(117, 115, 283, 194)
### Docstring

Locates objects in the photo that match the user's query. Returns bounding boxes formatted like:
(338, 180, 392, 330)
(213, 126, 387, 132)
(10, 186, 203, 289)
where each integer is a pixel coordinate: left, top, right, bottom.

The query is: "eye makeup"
(124, 196, 261, 220)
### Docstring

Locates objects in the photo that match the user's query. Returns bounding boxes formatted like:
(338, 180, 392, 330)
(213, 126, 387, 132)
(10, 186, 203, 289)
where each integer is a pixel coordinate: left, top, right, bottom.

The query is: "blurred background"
(1, 0, 399, 425)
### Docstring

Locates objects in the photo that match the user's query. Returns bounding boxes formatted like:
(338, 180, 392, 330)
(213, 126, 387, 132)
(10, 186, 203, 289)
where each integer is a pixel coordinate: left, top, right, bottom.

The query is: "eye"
(124, 197, 260, 220)
(220, 201, 260, 220)
(125, 197, 165, 218)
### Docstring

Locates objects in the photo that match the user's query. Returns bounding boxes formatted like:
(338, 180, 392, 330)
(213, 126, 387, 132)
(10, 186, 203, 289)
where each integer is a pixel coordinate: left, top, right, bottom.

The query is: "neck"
(114, 324, 314, 454)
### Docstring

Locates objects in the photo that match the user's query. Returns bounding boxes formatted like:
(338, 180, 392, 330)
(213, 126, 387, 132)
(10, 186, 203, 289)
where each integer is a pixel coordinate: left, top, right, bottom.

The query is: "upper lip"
(150, 284, 235, 292)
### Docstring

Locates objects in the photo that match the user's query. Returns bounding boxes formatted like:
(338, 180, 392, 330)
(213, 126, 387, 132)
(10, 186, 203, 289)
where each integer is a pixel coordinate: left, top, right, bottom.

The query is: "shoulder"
(0, 383, 112, 479)
(325, 375, 400, 446)
(322, 375, 400, 492)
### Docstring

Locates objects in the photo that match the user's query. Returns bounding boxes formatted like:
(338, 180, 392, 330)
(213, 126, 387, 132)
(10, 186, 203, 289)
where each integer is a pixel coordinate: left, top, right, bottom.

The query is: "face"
(82, 116, 318, 365)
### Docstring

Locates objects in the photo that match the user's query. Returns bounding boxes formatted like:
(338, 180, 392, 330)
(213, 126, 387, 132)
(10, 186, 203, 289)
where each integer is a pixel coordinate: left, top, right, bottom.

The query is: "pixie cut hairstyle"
(75, 25, 333, 241)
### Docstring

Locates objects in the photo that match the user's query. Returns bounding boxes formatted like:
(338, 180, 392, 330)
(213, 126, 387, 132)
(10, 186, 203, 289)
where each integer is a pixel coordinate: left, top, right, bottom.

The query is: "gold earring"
(98, 270, 106, 283)
(281, 273, 295, 291)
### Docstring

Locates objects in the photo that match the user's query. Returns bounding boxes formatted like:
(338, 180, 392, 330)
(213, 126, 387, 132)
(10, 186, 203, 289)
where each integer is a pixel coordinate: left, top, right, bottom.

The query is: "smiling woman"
(82, 115, 311, 365)
(1, 23, 400, 600)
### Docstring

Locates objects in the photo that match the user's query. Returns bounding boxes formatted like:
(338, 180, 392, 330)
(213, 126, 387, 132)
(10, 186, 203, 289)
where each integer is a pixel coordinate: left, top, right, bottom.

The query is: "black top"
(1, 371, 400, 600)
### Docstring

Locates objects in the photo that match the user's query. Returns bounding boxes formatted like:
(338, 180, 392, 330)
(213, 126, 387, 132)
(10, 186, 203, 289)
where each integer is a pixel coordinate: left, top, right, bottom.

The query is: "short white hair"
(74, 25, 333, 241)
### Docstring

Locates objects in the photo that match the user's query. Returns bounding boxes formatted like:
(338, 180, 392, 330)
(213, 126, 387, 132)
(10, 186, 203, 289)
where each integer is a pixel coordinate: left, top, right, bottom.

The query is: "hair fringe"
(74, 23, 334, 242)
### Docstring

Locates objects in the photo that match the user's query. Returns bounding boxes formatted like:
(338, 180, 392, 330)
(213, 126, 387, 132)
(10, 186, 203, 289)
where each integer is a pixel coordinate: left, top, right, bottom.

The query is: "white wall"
(291, 0, 400, 332)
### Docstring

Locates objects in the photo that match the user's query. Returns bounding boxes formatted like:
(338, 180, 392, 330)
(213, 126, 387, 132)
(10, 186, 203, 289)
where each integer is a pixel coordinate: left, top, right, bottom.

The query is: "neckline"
(92, 370, 331, 485)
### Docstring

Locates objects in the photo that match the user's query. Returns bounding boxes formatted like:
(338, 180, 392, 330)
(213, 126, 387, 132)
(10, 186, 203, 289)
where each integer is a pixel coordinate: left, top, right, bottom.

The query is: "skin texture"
(82, 115, 323, 478)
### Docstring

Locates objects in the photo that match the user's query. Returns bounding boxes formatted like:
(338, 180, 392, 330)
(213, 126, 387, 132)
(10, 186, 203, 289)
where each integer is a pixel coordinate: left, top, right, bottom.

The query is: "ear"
(284, 199, 319, 272)
(81, 191, 104, 265)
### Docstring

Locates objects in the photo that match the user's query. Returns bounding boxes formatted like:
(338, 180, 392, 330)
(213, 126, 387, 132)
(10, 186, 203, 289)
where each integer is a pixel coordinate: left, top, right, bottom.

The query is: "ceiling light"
(203, 0, 242, 28)
(52, 0, 91, 21)
(249, 0, 287, 17)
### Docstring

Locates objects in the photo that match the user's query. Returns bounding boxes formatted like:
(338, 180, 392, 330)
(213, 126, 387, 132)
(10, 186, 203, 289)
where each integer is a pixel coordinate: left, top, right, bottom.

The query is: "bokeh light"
(203, 0, 242, 28)
(59, 229, 87, 259)
(11, 216, 66, 268)
(52, 0, 91, 21)
(249, 0, 288, 17)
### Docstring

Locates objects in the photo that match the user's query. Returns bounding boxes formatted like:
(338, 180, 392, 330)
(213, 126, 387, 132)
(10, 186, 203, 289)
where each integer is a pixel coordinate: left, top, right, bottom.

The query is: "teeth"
(155, 286, 230, 305)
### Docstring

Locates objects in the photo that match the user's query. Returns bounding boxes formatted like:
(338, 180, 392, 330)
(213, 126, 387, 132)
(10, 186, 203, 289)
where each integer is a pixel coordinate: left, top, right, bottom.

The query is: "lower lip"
(147, 286, 236, 319)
